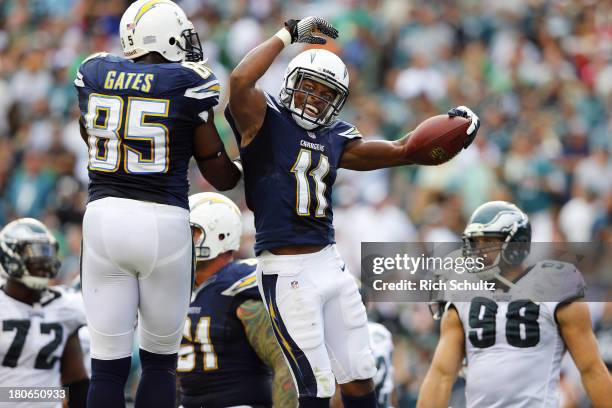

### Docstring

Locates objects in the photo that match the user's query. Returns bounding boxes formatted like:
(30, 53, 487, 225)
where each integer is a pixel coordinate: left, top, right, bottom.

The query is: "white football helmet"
(119, 0, 203, 62)
(279, 49, 349, 130)
(189, 193, 242, 261)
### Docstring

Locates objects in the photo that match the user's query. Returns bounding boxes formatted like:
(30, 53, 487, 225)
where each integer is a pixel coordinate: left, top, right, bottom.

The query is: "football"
(405, 114, 471, 165)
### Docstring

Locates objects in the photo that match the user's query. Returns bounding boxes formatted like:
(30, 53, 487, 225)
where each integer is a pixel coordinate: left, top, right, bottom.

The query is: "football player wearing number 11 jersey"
(226, 16, 480, 408)
(74, 1, 241, 407)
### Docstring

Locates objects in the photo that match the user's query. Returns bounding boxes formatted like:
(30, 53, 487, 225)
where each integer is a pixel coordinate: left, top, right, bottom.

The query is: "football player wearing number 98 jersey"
(226, 16, 480, 408)
(418, 201, 612, 408)
(0, 219, 89, 408)
(74, 1, 241, 407)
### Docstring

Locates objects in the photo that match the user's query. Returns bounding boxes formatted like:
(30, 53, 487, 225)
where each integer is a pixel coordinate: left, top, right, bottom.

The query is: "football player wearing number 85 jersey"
(418, 201, 612, 408)
(74, 1, 241, 407)
(226, 16, 480, 408)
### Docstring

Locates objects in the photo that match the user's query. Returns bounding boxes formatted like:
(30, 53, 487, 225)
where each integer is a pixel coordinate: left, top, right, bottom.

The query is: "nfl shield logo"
(307, 131, 316, 139)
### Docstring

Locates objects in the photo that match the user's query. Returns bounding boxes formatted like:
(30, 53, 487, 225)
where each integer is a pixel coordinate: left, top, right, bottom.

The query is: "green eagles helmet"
(462, 201, 531, 280)
(0, 218, 60, 290)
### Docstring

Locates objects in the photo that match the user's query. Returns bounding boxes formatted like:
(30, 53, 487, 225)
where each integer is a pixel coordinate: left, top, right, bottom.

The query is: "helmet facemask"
(2, 241, 60, 291)
(281, 67, 348, 130)
(176, 27, 204, 62)
(462, 225, 531, 281)
(191, 224, 211, 261)
(462, 234, 505, 280)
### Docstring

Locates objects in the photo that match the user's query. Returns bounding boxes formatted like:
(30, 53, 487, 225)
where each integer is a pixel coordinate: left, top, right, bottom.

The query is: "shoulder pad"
(332, 121, 362, 139)
(263, 92, 283, 113)
(221, 268, 258, 297)
(368, 321, 392, 343)
(76, 53, 123, 88)
(530, 261, 586, 302)
(44, 286, 87, 330)
(221, 259, 259, 297)
(81, 52, 110, 65)
(235, 258, 258, 267)
(180, 61, 220, 100)
(79, 52, 126, 70)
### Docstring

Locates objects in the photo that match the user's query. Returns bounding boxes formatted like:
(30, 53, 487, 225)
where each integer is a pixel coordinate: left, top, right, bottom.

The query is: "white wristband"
(274, 28, 292, 47)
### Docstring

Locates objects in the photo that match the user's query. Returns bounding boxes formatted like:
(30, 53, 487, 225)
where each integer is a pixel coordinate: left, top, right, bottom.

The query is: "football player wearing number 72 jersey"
(0, 219, 89, 408)
(226, 16, 480, 408)
(74, 1, 241, 407)
(418, 201, 612, 408)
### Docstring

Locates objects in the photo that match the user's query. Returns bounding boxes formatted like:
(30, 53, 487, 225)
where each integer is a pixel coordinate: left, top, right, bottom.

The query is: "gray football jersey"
(451, 261, 585, 408)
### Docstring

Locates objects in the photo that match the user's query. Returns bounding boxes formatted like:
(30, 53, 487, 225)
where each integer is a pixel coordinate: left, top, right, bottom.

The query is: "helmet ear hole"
(218, 234, 225, 241)
(169, 37, 176, 45)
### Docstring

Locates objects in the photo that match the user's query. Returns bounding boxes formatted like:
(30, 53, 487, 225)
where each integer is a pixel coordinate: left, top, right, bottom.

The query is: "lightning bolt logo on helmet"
(119, 0, 203, 62)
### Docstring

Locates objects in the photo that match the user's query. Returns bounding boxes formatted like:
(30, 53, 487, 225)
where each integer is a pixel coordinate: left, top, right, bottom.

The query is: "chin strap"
(19, 275, 50, 291)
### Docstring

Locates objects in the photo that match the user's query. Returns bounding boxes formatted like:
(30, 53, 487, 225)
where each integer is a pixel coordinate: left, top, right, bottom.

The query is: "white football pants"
(257, 245, 376, 399)
(81, 197, 192, 360)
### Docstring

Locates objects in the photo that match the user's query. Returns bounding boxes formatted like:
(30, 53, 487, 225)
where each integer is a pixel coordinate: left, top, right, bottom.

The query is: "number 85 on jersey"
(85, 94, 170, 174)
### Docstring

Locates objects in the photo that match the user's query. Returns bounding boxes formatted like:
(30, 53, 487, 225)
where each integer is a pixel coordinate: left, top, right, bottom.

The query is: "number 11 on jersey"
(291, 149, 330, 217)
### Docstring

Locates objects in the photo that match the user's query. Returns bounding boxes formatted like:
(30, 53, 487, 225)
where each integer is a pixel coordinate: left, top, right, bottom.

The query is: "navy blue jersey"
(177, 260, 272, 408)
(225, 94, 361, 254)
(75, 53, 220, 209)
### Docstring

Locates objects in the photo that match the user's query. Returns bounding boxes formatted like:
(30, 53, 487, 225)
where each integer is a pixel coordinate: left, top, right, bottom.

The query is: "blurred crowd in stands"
(0, 0, 610, 406)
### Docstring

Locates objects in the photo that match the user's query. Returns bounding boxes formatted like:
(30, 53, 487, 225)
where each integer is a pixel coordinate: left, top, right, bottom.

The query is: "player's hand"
(284, 17, 339, 45)
(0, 241, 26, 277)
(448, 106, 480, 148)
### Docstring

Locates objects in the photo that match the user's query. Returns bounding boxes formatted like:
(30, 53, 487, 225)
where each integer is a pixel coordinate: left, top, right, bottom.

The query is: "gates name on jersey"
(225, 94, 361, 254)
(0, 286, 85, 394)
(75, 53, 220, 209)
(451, 260, 585, 408)
(177, 260, 272, 408)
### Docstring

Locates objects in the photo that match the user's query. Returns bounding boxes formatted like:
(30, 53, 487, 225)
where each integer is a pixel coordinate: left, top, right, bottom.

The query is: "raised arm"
(557, 302, 612, 408)
(417, 306, 465, 408)
(229, 17, 338, 147)
(237, 299, 298, 408)
(228, 37, 282, 147)
(339, 106, 480, 171)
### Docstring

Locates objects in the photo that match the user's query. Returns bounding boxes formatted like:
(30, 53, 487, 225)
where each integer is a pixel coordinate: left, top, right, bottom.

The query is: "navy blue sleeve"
(332, 120, 363, 143)
(219, 262, 260, 300)
(179, 62, 220, 124)
(329, 120, 363, 167)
